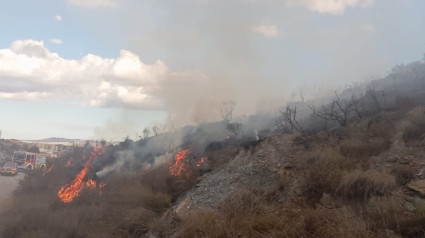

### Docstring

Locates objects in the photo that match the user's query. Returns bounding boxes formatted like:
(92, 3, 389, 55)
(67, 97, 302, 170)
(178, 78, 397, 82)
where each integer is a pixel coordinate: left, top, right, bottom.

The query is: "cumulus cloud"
(252, 24, 279, 38)
(50, 38, 63, 44)
(0, 40, 233, 125)
(68, 0, 116, 8)
(55, 15, 62, 21)
(286, 0, 375, 15)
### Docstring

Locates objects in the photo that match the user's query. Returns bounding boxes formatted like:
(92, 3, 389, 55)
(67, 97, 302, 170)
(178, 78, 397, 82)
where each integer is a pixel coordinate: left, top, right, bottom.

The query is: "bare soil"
(0, 172, 24, 211)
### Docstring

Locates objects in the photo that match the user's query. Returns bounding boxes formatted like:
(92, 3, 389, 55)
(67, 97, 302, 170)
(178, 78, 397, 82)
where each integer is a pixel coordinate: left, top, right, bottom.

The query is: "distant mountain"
(37, 137, 80, 143)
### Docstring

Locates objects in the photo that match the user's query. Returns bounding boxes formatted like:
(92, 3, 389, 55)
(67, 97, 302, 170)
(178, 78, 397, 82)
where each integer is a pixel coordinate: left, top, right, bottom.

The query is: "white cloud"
(0, 40, 227, 124)
(252, 24, 279, 38)
(55, 15, 62, 21)
(286, 0, 375, 15)
(50, 38, 63, 45)
(68, 0, 116, 8)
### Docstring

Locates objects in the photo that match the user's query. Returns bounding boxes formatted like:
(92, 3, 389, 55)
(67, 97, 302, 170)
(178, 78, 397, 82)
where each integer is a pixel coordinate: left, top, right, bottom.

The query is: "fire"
(57, 145, 106, 203)
(226, 136, 230, 139)
(143, 164, 151, 171)
(196, 157, 205, 167)
(98, 183, 106, 195)
(42, 165, 54, 176)
(169, 150, 190, 177)
(65, 160, 71, 167)
(86, 179, 96, 188)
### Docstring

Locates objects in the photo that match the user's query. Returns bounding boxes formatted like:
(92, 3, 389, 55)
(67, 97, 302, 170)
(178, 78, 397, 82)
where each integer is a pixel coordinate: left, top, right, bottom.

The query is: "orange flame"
(42, 165, 55, 176)
(169, 150, 190, 177)
(86, 179, 96, 188)
(57, 145, 106, 203)
(226, 136, 230, 139)
(65, 160, 71, 167)
(196, 157, 205, 167)
(98, 182, 106, 195)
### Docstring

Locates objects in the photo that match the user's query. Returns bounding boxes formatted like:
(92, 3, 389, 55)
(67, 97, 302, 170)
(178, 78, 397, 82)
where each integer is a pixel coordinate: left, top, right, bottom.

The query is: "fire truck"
(12, 151, 47, 171)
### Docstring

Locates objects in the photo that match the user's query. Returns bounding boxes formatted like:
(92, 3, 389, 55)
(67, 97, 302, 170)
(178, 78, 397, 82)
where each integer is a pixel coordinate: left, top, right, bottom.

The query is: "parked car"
(1, 162, 18, 176)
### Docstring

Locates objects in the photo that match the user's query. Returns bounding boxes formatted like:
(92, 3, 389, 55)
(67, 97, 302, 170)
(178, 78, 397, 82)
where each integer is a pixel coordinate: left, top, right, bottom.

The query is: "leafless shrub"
(152, 125, 160, 136)
(225, 122, 242, 137)
(309, 92, 362, 127)
(142, 127, 151, 139)
(221, 100, 236, 122)
(275, 106, 303, 133)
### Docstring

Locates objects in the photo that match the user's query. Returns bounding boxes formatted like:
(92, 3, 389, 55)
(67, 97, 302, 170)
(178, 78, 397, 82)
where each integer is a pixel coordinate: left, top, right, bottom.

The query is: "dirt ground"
(0, 172, 23, 211)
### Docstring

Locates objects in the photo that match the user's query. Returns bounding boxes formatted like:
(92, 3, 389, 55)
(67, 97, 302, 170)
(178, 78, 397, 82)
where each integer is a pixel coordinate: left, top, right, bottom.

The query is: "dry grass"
(176, 190, 401, 238)
(301, 148, 349, 203)
(336, 171, 396, 203)
(391, 165, 416, 185)
(403, 109, 425, 147)
(339, 137, 390, 157)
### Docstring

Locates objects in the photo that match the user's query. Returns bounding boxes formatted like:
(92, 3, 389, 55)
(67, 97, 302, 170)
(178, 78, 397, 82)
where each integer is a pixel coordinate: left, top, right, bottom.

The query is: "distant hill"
(36, 137, 80, 143)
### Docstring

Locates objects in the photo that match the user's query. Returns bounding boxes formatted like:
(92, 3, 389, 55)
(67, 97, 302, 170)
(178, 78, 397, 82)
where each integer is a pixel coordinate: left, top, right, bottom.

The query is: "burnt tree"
(276, 105, 303, 133)
(308, 93, 362, 127)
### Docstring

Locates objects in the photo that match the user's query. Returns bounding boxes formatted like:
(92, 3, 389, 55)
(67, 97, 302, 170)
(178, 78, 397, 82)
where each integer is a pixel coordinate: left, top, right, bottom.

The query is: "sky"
(0, 0, 424, 140)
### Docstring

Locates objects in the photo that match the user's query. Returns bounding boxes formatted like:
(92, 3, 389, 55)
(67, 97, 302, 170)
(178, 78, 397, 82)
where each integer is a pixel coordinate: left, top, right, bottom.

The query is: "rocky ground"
(174, 106, 425, 222)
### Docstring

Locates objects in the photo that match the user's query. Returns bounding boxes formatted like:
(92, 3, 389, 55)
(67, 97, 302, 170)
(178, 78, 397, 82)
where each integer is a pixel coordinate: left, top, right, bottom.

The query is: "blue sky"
(0, 0, 424, 140)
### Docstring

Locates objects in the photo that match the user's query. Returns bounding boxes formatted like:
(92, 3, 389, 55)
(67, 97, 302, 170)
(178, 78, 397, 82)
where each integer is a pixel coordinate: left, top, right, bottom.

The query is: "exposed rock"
(404, 202, 416, 212)
(386, 155, 399, 163)
(399, 159, 410, 165)
(407, 180, 425, 196)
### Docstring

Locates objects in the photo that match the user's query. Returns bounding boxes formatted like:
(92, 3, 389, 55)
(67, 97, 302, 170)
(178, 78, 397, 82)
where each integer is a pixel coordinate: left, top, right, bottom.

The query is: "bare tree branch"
(276, 105, 303, 133)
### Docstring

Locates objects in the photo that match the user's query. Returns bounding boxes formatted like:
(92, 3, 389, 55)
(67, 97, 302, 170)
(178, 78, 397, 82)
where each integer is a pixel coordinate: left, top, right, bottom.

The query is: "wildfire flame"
(86, 179, 96, 188)
(99, 182, 106, 195)
(57, 145, 106, 203)
(196, 157, 205, 167)
(42, 165, 54, 176)
(169, 150, 190, 177)
(65, 160, 71, 167)
(226, 136, 230, 139)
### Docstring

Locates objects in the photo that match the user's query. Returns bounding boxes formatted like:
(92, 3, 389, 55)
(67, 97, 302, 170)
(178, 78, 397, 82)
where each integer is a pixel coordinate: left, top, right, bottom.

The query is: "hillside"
(1, 59, 425, 238)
